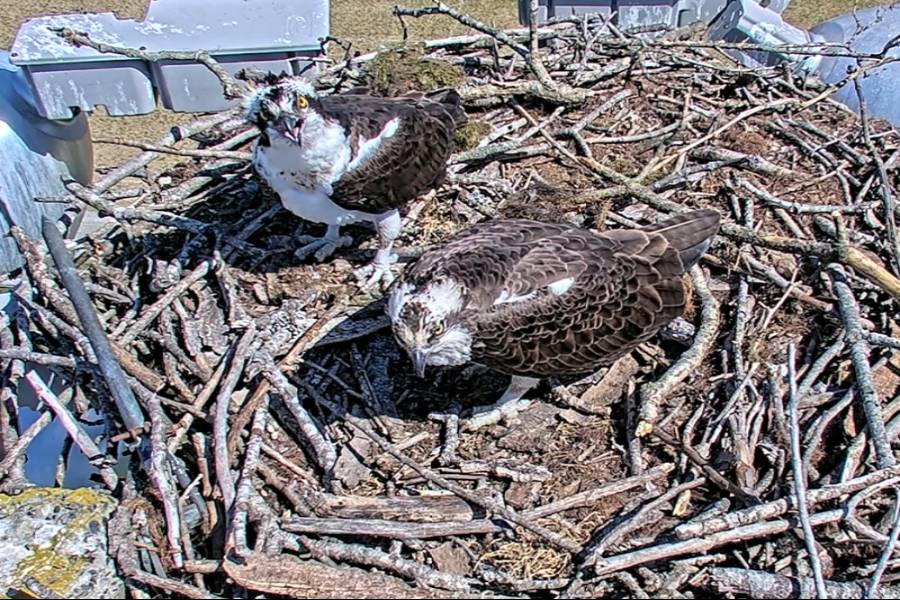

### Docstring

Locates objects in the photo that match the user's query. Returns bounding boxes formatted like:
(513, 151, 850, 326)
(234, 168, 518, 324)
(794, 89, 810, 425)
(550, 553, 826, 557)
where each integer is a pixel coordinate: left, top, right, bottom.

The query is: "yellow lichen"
(13, 549, 85, 597)
(1, 488, 117, 598)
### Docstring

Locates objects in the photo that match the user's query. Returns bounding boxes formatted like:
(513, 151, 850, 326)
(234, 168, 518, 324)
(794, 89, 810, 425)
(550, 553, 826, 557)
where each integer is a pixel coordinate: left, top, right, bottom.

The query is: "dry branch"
(12, 8, 900, 597)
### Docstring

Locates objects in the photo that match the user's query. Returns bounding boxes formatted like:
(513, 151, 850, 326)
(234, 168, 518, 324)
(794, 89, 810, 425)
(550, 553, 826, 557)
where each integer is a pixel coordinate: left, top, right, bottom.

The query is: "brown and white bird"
(244, 77, 465, 285)
(387, 209, 721, 428)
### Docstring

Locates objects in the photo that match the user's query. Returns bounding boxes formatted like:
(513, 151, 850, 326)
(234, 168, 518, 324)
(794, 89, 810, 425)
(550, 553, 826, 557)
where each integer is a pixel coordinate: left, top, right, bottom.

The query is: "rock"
(427, 541, 472, 576)
(0, 487, 124, 599)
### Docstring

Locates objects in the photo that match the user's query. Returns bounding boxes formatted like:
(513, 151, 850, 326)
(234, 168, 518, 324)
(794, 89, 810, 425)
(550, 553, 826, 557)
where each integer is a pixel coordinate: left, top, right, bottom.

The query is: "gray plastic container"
(10, 0, 329, 119)
(0, 50, 92, 273)
(518, 0, 789, 29)
(807, 4, 900, 127)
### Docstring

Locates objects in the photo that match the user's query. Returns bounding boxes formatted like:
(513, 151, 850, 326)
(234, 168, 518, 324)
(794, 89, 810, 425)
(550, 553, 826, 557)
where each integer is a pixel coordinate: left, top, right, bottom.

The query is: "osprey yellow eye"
(296, 96, 309, 109)
(432, 322, 445, 336)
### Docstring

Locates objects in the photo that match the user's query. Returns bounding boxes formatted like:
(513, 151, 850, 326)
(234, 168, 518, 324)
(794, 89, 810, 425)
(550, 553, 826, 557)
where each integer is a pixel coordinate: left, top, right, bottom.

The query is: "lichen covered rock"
(0, 487, 124, 599)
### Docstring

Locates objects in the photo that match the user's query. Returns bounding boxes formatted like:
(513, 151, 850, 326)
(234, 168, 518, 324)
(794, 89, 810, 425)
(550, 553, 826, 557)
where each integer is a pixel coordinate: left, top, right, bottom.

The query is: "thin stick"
(146, 393, 184, 569)
(300, 380, 582, 555)
(853, 75, 900, 277)
(117, 260, 214, 346)
(637, 265, 720, 436)
(0, 411, 52, 480)
(93, 138, 251, 161)
(592, 509, 844, 577)
(829, 264, 896, 468)
(214, 327, 258, 511)
(866, 491, 900, 599)
(55, 28, 243, 99)
(25, 371, 118, 490)
(786, 343, 828, 599)
(39, 217, 145, 433)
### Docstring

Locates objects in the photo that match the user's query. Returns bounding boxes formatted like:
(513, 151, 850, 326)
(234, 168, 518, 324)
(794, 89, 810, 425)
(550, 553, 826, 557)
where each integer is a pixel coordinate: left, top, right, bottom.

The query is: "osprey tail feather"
(644, 209, 721, 271)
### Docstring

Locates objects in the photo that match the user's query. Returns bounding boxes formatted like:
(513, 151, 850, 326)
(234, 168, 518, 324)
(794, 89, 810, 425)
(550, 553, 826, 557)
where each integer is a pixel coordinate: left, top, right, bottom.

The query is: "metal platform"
(10, 0, 329, 119)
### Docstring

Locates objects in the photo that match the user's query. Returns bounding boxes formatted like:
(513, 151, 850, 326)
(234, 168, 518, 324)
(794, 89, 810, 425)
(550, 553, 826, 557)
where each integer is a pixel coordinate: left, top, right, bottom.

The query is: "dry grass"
(783, 0, 891, 27)
(0, 0, 893, 168)
(0, 0, 517, 168)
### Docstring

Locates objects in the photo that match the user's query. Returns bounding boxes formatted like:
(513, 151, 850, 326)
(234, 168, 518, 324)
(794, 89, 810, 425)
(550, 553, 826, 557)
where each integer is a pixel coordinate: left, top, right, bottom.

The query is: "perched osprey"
(244, 78, 465, 285)
(387, 209, 721, 428)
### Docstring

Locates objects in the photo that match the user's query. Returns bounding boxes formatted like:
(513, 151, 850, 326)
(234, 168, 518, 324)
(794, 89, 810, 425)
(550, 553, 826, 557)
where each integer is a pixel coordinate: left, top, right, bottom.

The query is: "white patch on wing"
(345, 117, 401, 174)
(493, 290, 537, 305)
(493, 276, 574, 305)
(547, 277, 575, 295)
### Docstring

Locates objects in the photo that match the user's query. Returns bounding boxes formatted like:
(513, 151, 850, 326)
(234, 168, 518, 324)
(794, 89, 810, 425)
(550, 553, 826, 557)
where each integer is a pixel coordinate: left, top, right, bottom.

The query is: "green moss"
(364, 45, 464, 97)
(454, 120, 492, 151)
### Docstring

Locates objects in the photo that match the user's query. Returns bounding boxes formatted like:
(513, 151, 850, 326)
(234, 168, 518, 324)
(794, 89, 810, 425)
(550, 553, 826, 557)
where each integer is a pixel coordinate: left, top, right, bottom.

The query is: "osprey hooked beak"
(411, 350, 428, 378)
(282, 116, 303, 144)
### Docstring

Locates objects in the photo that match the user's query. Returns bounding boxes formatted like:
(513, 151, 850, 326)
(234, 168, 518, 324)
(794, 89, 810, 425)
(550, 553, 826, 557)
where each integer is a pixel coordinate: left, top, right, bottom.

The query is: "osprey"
(244, 77, 465, 285)
(387, 209, 721, 428)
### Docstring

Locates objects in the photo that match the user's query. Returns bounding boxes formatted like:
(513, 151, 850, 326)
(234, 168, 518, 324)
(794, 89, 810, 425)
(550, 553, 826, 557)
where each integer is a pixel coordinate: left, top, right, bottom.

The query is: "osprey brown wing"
(452, 210, 720, 377)
(402, 218, 577, 308)
(323, 93, 464, 213)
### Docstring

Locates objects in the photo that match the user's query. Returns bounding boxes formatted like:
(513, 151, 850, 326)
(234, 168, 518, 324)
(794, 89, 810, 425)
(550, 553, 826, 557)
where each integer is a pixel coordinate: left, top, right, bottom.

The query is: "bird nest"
(3, 7, 900, 598)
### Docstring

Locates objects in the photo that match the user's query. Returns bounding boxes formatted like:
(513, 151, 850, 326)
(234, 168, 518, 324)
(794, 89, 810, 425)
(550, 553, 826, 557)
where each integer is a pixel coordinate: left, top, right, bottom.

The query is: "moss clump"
(364, 45, 464, 97)
(454, 119, 491, 151)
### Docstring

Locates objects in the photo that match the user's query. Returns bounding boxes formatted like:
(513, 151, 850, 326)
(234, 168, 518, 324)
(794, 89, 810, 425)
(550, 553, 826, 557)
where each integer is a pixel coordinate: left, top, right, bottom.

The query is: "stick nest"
(4, 9, 900, 599)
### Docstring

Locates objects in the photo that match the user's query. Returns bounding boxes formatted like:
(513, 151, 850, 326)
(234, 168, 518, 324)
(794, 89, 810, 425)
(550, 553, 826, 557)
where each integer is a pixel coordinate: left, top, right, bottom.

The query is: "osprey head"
(387, 279, 472, 378)
(243, 78, 320, 145)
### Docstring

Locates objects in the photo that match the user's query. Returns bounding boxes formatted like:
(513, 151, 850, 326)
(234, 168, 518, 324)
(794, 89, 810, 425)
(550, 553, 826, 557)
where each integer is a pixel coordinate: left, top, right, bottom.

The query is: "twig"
(866, 491, 900, 599)
(146, 393, 184, 569)
(39, 217, 145, 433)
(592, 509, 844, 577)
(704, 567, 900, 599)
(298, 536, 474, 592)
(637, 265, 720, 436)
(214, 326, 258, 511)
(55, 28, 244, 99)
(93, 137, 251, 161)
(786, 343, 828, 599)
(230, 395, 269, 555)
(0, 411, 52, 480)
(300, 380, 582, 555)
(261, 355, 337, 472)
(829, 264, 896, 469)
(675, 464, 900, 539)
(25, 370, 118, 490)
(853, 74, 900, 277)
(117, 260, 214, 346)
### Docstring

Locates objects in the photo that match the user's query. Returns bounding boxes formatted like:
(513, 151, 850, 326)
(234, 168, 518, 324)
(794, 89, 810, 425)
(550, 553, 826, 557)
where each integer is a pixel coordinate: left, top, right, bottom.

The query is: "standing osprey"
(244, 78, 465, 285)
(387, 209, 721, 428)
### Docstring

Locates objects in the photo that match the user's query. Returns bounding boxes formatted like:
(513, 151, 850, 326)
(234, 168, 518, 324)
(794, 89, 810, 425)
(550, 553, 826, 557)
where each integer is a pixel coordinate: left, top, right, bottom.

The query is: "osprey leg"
(355, 209, 401, 287)
(462, 375, 540, 431)
(294, 224, 354, 262)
